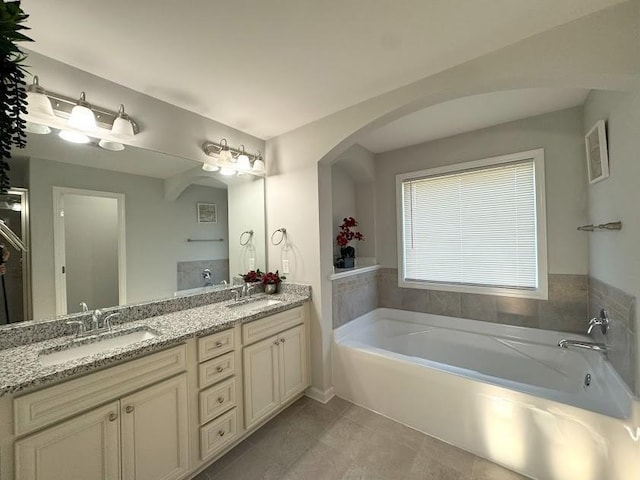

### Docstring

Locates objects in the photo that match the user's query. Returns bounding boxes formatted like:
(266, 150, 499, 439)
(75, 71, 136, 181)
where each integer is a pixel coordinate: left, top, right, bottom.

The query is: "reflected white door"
(53, 187, 126, 315)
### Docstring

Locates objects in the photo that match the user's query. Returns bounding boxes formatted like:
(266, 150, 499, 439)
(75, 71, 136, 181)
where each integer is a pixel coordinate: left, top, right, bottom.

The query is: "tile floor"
(193, 396, 530, 480)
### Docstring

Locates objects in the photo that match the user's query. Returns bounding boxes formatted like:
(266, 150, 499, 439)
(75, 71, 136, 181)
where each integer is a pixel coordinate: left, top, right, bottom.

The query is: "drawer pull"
(217, 396, 225, 404)
(274, 340, 280, 346)
(281, 338, 286, 343)
(216, 366, 224, 373)
(215, 341, 223, 347)
(108, 413, 118, 422)
(125, 405, 135, 414)
(218, 430, 225, 437)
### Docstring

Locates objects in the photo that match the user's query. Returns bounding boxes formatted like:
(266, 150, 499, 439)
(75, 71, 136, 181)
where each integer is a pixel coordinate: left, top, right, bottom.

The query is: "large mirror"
(2, 133, 265, 323)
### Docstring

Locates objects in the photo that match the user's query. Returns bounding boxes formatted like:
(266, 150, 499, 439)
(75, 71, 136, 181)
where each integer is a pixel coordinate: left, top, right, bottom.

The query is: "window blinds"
(402, 160, 538, 290)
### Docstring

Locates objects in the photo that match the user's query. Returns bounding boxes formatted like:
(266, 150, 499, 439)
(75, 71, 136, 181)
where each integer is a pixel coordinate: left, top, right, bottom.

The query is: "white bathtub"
(332, 308, 640, 480)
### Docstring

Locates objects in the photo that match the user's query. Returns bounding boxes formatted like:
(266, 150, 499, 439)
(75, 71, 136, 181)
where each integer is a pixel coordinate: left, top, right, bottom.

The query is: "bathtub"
(332, 308, 640, 480)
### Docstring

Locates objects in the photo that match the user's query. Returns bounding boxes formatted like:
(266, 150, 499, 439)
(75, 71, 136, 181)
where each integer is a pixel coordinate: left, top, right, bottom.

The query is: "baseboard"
(305, 386, 335, 404)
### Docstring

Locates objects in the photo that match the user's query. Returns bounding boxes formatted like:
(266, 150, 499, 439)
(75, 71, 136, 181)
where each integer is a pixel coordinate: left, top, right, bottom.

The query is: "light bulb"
(25, 122, 51, 135)
(59, 129, 90, 144)
(202, 162, 220, 172)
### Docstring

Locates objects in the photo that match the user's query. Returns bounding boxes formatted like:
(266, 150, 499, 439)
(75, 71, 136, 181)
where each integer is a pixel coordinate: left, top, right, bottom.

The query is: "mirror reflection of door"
(53, 188, 126, 315)
(0, 188, 30, 325)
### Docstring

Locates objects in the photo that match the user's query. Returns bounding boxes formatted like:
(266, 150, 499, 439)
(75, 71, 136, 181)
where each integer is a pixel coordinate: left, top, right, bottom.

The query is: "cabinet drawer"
(242, 307, 303, 345)
(198, 329, 235, 362)
(200, 408, 237, 461)
(199, 351, 235, 388)
(199, 377, 236, 425)
(14, 345, 187, 436)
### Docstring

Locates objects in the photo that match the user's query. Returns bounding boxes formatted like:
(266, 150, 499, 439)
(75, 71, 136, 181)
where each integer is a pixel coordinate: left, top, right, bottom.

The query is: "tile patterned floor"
(193, 396, 530, 480)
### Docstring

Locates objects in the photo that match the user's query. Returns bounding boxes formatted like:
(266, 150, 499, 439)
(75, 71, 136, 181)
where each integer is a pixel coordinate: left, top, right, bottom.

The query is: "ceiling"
(22, 0, 623, 140)
(359, 88, 590, 153)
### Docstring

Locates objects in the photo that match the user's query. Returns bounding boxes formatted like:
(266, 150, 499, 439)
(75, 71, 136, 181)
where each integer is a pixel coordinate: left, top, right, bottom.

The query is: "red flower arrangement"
(336, 217, 364, 247)
(262, 271, 285, 285)
(241, 269, 263, 283)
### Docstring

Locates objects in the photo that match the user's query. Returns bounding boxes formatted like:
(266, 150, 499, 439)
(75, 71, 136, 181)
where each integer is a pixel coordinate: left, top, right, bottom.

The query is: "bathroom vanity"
(0, 289, 311, 480)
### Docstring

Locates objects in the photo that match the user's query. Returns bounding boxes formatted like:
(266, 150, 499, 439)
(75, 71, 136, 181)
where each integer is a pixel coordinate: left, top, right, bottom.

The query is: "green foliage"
(0, 1, 32, 193)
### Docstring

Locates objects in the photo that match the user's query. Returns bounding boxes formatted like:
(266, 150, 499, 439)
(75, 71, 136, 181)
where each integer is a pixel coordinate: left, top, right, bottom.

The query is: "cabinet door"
(121, 374, 189, 480)
(243, 335, 280, 429)
(279, 324, 308, 404)
(15, 401, 120, 480)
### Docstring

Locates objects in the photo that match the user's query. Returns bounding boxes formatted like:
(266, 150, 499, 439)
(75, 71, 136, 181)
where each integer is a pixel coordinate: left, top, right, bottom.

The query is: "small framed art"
(197, 203, 217, 223)
(585, 120, 609, 184)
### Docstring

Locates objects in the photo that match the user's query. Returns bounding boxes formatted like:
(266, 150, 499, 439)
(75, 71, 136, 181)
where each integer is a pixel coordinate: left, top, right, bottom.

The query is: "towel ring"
(240, 230, 254, 246)
(271, 228, 287, 245)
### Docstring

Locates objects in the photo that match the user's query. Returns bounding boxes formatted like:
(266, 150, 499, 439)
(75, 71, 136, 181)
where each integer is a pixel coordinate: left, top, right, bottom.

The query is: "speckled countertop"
(0, 291, 310, 396)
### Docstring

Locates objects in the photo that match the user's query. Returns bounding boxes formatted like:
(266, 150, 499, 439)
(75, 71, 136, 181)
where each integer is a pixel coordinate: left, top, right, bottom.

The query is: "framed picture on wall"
(197, 203, 217, 223)
(585, 120, 609, 184)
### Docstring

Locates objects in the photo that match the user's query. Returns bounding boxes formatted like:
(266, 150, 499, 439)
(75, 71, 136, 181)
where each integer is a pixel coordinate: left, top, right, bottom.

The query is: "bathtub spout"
(558, 339, 608, 354)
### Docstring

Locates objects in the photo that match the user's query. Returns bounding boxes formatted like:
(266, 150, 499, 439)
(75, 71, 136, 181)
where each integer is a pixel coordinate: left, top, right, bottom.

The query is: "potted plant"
(241, 269, 263, 283)
(261, 270, 285, 294)
(1, 1, 32, 193)
(335, 216, 364, 268)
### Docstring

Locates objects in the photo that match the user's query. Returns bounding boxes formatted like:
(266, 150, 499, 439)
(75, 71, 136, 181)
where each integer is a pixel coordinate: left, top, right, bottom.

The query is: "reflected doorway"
(53, 187, 126, 315)
(0, 188, 30, 324)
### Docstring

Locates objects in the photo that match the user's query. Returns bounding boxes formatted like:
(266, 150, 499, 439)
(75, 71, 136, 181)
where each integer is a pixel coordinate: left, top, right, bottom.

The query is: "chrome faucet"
(587, 309, 609, 335)
(66, 309, 118, 338)
(558, 339, 608, 354)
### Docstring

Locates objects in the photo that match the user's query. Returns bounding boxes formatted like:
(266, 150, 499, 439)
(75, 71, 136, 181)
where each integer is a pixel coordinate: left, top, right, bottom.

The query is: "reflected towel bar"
(187, 238, 224, 242)
(577, 221, 622, 232)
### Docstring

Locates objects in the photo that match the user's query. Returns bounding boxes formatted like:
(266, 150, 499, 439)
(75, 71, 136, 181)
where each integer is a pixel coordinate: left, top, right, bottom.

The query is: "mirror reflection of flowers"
(262, 271, 285, 285)
(336, 217, 364, 247)
(241, 269, 263, 283)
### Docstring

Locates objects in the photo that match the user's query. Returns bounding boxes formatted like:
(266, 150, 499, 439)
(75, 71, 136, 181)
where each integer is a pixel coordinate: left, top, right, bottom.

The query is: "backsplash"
(589, 277, 637, 395)
(177, 259, 230, 291)
(376, 268, 589, 333)
(0, 282, 311, 350)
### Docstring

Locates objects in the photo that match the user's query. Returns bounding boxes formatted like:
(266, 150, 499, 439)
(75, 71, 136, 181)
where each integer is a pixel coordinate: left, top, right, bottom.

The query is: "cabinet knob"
(217, 396, 225, 404)
(216, 366, 224, 373)
(215, 341, 223, 347)
(108, 413, 118, 422)
(125, 405, 135, 413)
(281, 338, 286, 343)
(218, 430, 225, 437)
(274, 340, 280, 346)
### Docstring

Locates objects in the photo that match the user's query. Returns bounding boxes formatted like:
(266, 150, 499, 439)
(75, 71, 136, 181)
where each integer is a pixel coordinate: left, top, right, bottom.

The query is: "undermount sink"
(227, 298, 282, 311)
(39, 329, 159, 366)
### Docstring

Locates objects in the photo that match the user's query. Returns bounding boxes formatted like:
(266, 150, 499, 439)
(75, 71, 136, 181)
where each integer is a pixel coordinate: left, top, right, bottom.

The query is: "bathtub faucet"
(558, 339, 608, 354)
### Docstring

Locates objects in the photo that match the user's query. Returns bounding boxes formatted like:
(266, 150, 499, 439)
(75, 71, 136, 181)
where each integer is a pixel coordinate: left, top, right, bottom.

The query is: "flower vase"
(265, 283, 277, 294)
(340, 246, 356, 269)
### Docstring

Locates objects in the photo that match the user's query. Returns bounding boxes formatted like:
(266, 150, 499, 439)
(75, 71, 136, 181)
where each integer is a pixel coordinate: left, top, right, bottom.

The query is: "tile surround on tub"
(588, 276, 637, 395)
(332, 270, 378, 328)
(177, 259, 230, 291)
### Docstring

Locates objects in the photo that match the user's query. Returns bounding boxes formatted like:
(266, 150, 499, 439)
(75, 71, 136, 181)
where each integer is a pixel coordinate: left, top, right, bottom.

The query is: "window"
(397, 149, 547, 299)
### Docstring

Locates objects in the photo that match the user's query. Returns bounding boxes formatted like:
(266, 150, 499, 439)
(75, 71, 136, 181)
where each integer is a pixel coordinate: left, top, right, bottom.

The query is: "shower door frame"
(52, 187, 127, 316)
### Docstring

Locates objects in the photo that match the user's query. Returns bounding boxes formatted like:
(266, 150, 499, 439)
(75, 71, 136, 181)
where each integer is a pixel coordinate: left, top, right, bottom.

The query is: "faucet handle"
(66, 320, 86, 337)
(102, 313, 119, 331)
(587, 309, 609, 335)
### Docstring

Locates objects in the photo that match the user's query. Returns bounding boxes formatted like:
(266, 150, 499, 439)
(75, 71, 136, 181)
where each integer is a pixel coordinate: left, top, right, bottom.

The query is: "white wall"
(375, 107, 589, 274)
(64, 195, 119, 313)
(583, 88, 640, 388)
(331, 165, 356, 259)
(227, 179, 266, 277)
(30, 158, 228, 319)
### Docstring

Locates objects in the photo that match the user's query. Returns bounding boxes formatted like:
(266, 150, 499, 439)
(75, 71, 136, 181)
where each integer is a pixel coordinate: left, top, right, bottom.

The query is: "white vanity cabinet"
(242, 306, 309, 429)
(12, 345, 189, 480)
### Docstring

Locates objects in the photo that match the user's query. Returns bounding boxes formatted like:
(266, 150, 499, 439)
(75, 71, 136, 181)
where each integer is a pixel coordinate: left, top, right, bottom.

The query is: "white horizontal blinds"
(402, 159, 538, 290)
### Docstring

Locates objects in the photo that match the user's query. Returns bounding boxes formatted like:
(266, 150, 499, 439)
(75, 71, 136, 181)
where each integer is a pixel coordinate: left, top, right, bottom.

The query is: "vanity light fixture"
(110, 104, 135, 141)
(67, 92, 98, 132)
(22, 75, 141, 150)
(201, 140, 265, 177)
(25, 76, 55, 134)
(236, 145, 251, 171)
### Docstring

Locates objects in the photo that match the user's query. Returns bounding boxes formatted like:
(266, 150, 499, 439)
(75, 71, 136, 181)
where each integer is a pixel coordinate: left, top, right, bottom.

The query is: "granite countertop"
(0, 292, 309, 396)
